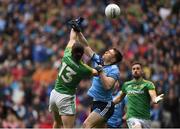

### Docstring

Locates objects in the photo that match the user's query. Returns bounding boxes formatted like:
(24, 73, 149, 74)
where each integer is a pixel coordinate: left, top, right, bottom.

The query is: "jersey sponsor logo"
(128, 84, 145, 90)
(127, 90, 144, 95)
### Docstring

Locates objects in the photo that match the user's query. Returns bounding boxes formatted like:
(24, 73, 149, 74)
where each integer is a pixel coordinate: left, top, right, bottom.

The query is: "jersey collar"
(132, 77, 144, 83)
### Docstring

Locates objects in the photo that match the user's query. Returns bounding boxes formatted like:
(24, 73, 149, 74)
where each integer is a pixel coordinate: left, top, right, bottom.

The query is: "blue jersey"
(87, 54, 120, 102)
(107, 92, 127, 128)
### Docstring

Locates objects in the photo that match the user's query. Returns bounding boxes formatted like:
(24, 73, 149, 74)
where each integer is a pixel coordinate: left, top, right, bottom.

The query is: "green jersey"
(55, 47, 93, 95)
(122, 78, 155, 120)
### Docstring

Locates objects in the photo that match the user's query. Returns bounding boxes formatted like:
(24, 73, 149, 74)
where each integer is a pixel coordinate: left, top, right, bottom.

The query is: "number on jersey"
(58, 62, 77, 83)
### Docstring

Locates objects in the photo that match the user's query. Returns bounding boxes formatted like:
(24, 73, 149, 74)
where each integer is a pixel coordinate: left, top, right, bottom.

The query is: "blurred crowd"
(0, 0, 179, 128)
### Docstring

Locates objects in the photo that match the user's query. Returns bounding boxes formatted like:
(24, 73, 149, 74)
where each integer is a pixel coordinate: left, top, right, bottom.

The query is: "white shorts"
(127, 117, 151, 129)
(49, 89, 76, 115)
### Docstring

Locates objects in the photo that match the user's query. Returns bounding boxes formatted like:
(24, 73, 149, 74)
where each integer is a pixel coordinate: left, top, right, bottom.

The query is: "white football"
(105, 4, 121, 19)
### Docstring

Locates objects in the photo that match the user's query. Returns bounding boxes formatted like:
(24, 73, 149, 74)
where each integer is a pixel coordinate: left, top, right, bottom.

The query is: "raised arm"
(77, 32, 95, 58)
(67, 29, 98, 76)
(66, 29, 77, 48)
(149, 90, 164, 104)
(68, 17, 95, 57)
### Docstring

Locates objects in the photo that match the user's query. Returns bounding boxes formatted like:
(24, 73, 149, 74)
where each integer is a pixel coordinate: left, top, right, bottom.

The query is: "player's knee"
(82, 122, 87, 128)
(83, 121, 91, 128)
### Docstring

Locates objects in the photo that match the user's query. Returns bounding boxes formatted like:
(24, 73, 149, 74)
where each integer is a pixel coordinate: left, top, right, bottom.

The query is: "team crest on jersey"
(140, 84, 145, 89)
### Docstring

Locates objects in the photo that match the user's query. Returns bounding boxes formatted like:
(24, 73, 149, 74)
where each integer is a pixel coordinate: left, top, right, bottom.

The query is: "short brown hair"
(112, 48, 123, 64)
(132, 61, 142, 67)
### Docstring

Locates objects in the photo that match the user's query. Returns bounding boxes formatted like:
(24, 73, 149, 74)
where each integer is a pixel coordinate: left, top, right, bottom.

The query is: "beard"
(133, 74, 141, 80)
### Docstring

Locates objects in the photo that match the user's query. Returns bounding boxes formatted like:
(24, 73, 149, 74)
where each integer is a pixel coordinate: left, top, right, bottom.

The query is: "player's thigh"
(92, 101, 114, 121)
(57, 93, 76, 128)
(127, 118, 142, 129)
(51, 90, 76, 115)
(49, 89, 57, 113)
(83, 111, 105, 128)
(83, 101, 114, 128)
(58, 95, 76, 115)
(49, 90, 63, 127)
(61, 115, 76, 128)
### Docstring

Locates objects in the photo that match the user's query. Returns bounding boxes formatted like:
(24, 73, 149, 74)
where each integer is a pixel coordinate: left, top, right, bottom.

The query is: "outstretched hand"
(154, 94, 164, 103)
(68, 17, 84, 32)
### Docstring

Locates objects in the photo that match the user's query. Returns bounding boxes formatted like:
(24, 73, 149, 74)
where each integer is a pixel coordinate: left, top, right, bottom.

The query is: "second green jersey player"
(113, 62, 164, 129)
(122, 78, 155, 120)
(49, 29, 97, 128)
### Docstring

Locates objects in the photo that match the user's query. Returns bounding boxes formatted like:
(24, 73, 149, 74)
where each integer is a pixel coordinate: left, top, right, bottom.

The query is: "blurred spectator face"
(168, 88, 175, 99)
(132, 64, 143, 79)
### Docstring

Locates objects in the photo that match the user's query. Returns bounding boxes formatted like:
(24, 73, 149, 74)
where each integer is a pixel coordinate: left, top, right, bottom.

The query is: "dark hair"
(132, 61, 142, 67)
(71, 42, 84, 62)
(112, 48, 123, 64)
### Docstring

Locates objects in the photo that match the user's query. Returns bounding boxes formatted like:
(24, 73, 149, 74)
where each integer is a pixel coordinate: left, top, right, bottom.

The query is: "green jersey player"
(113, 62, 164, 129)
(49, 29, 97, 128)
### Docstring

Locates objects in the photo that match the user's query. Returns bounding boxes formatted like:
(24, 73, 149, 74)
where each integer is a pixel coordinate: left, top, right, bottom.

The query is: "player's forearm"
(77, 32, 89, 46)
(113, 92, 126, 104)
(113, 96, 121, 104)
(149, 90, 164, 103)
(151, 96, 157, 103)
(77, 32, 95, 57)
(70, 29, 77, 40)
(149, 90, 157, 103)
(99, 72, 113, 90)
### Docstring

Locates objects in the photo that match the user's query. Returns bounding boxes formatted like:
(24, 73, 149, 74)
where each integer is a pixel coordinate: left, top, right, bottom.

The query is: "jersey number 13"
(58, 62, 77, 83)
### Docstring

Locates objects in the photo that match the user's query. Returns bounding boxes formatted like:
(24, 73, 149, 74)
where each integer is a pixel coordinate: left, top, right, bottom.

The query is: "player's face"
(132, 64, 142, 79)
(102, 49, 116, 63)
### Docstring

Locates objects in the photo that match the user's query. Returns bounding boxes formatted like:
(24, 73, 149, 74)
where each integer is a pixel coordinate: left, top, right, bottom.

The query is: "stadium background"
(0, 0, 179, 128)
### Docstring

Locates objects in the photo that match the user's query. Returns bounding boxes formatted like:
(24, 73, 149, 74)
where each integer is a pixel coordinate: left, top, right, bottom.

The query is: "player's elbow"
(104, 81, 115, 90)
(113, 99, 119, 104)
(92, 69, 98, 76)
(104, 84, 113, 90)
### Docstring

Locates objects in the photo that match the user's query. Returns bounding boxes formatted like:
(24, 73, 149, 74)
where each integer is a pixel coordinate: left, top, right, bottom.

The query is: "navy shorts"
(91, 101, 114, 121)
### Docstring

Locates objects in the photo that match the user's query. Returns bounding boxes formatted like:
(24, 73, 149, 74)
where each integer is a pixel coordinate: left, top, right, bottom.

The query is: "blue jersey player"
(107, 91, 127, 128)
(69, 18, 123, 128)
(75, 32, 122, 128)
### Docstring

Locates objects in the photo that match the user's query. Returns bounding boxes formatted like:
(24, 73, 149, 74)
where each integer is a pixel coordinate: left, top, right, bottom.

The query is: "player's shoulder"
(110, 64, 119, 70)
(143, 79, 156, 89)
(63, 47, 72, 57)
(80, 61, 89, 68)
(111, 64, 118, 68)
(108, 65, 120, 74)
(91, 53, 100, 60)
(143, 79, 154, 85)
(123, 79, 134, 85)
(64, 47, 72, 52)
